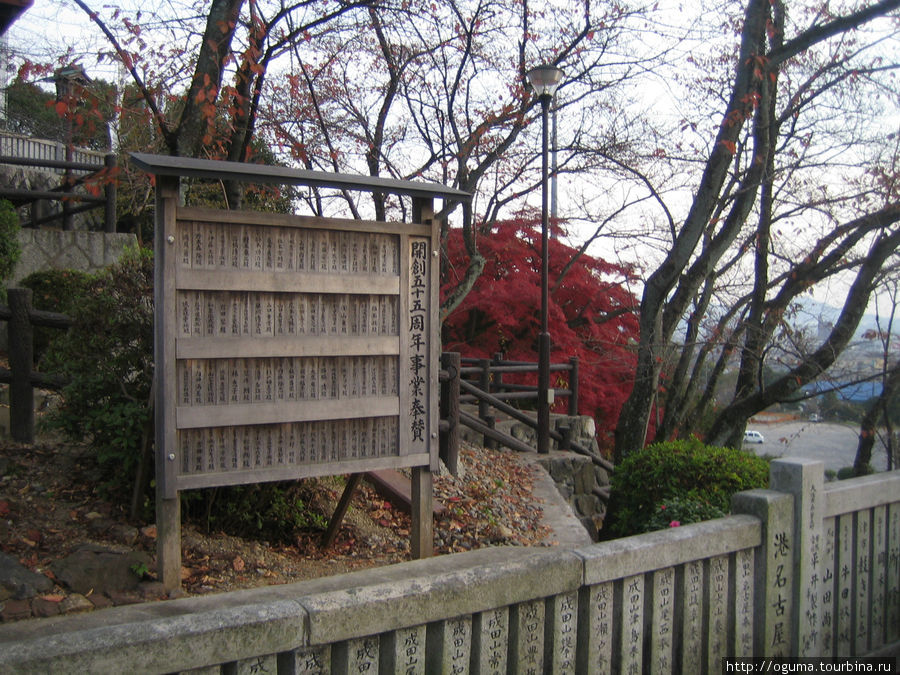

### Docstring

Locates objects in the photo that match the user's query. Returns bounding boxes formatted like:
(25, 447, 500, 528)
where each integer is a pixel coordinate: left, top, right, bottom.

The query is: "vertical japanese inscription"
(770, 528, 792, 657)
(707, 555, 729, 670)
(651, 568, 674, 673)
(821, 517, 837, 654)
(622, 574, 643, 675)
(408, 238, 429, 451)
(735, 548, 754, 656)
(585, 582, 613, 673)
(887, 504, 900, 644)
(681, 559, 703, 673)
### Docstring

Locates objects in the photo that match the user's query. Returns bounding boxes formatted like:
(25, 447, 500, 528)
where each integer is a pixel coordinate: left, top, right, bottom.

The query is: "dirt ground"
(0, 434, 552, 622)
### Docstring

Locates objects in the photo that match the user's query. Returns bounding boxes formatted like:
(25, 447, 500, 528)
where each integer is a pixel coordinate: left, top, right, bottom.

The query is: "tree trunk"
(615, 0, 771, 458)
(174, 0, 244, 157)
(854, 362, 900, 475)
(707, 227, 900, 446)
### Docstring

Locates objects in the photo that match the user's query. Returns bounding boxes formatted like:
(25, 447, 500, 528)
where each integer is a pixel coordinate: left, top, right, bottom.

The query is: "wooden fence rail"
(0, 288, 71, 442)
(459, 354, 579, 414)
(0, 146, 117, 232)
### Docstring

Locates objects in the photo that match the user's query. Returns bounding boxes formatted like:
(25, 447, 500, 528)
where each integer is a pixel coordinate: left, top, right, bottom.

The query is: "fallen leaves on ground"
(2, 438, 552, 607)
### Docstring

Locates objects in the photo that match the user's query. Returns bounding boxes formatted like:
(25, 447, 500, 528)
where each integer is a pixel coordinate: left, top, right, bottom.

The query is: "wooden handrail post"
(440, 352, 461, 476)
(493, 352, 504, 395)
(478, 358, 491, 446)
(8, 288, 35, 443)
(559, 423, 572, 451)
(569, 356, 579, 415)
(62, 142, 73, 231)
(104, 153, 117, 233)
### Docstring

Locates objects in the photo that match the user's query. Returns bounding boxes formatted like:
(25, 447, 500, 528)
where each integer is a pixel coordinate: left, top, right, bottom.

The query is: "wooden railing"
(0, 132, 117, 232)
(460, 354, 579, 413)
(439, 352, 613, 479)
(0, 288, 70, 442)
(0, 132, 108, 167)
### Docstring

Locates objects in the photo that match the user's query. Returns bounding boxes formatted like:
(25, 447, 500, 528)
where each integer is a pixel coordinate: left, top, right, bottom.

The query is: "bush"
(19, 269, 93, 361)
(638, 497, 727, 533)
(41, 247, 154, 502)
(605, 437, 769, 536)
(0, 199, 20, 302)
(184, 481, 329, 543)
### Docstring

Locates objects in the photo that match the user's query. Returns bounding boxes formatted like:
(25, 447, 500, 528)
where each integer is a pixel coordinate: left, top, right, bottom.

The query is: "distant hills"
(789, 297, 892, 341)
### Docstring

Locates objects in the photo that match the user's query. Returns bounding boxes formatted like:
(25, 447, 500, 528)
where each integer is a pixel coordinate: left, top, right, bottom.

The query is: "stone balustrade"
(1, 458, 898, 673)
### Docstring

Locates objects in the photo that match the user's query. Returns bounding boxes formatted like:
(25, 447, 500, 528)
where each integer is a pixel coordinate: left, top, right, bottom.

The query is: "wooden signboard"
(133, 153, 469, 590)
(156, 207, 438, 495)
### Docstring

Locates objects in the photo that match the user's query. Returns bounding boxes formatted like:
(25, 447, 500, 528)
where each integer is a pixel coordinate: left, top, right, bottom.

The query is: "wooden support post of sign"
(156, 490, 181, 594)
(322, 473, 364, 549)
(411, 196, 437, 559)
(155, 175, 181, 594)
(412, 466, 434, 558)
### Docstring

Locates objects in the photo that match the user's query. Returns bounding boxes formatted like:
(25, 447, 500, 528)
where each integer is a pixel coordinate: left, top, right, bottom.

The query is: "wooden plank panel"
(176, 397, 400, 428)
(176, 336, 399, 359)
(175, 452, 432, 491)
(175, 269, 400, 294)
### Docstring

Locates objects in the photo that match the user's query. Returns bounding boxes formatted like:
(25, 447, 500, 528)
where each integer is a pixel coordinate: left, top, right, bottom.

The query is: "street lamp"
(526, 64, 563, 454)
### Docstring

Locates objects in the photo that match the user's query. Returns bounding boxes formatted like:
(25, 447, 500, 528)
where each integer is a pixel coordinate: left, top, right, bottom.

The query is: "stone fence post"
(769, 457, 825, 657)
(732, 488, 795, 657)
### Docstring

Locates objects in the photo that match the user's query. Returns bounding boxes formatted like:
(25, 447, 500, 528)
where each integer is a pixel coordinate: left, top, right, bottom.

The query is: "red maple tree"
(441, 216, 641, 448)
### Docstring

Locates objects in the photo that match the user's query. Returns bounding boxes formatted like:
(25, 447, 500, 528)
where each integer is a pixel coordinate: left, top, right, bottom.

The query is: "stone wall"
(2, 460, 897, 673)
(1, 229, 136, 351)
(10, 229, 136, 287)
(535, 451, 607, 539)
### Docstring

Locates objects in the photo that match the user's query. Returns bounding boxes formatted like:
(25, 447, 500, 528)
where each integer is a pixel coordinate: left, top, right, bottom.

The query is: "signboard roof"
(130, 152, 471, 202)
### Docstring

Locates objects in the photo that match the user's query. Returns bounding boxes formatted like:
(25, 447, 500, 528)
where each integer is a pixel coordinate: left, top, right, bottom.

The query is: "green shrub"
(41, 246, 154, 502)
(606, 437, 769, 536)
(185, 481, 329, 543)
(19, 268, 94, 361)
(638, 496, 727, 533)
(20, 268, 94, 312)
(0, 199, 20, 302)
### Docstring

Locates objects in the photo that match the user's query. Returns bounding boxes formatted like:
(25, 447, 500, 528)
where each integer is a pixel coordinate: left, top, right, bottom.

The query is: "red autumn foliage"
(441, 217, 640, 446)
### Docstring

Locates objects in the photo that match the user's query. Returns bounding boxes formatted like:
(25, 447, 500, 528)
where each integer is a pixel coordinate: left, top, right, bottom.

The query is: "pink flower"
(660, 504, 666, 510)
(669, 520, 680, 528)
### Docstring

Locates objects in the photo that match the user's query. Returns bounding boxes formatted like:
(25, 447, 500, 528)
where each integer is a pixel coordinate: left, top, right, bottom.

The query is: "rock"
(49, 546, 151, 596)
(0, 552, 53, 599)
(138, 581, 166, 600)
(88, 594, 113, 610)
(87, 517, 113, 535)
(0, 598, 33, 622)
(109, 523, 139, 546)
(31, 596, 61, 618)
(106, 590, 141, 606)
(59, 593, 93, 615)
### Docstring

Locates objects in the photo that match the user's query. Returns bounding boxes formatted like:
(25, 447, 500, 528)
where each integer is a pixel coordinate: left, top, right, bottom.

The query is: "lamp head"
(526, 65, 564, 99)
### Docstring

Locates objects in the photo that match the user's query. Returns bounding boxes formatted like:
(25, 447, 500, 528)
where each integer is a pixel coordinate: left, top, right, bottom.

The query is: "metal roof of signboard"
(130, 152, 471, 202)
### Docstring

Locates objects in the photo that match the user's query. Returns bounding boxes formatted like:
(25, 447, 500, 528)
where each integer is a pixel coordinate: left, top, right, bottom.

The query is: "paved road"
(744, 421, 892, 473)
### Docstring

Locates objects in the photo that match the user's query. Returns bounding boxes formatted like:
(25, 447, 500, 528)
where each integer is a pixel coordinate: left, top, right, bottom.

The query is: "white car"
(744, 430, 765, 444)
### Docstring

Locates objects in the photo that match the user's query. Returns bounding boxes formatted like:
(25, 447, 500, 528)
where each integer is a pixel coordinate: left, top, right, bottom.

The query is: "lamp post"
(526, 64, 563, 454)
